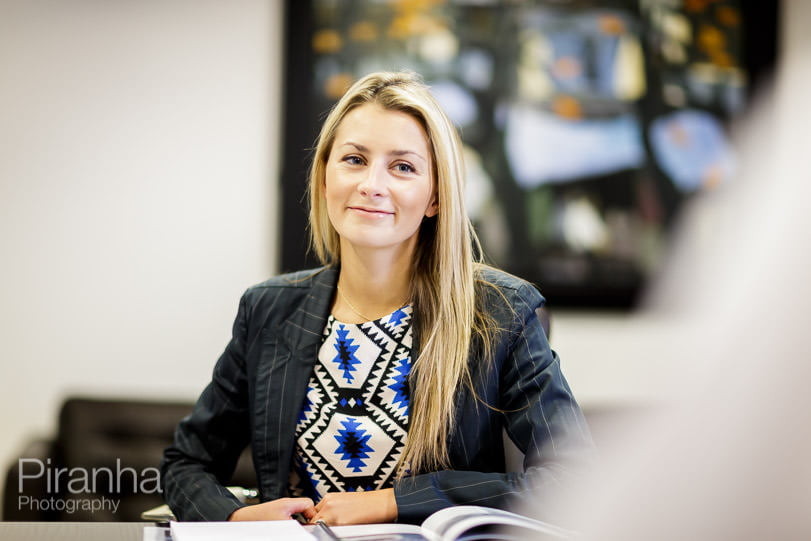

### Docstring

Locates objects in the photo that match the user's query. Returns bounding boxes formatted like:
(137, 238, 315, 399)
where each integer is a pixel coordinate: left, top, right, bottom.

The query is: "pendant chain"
(336, 285, 409, 322)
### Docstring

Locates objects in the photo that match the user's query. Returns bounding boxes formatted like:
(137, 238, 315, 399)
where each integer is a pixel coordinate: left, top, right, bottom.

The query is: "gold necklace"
(336, 285, 409, 322)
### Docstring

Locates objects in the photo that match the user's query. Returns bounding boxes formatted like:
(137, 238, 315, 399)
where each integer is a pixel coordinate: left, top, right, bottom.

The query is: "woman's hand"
(303, 488, 397, 526)
(228, 497, 314, 521)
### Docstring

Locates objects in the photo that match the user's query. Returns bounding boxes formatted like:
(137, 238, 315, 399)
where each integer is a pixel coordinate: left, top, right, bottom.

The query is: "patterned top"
(289, 304, 413, 500)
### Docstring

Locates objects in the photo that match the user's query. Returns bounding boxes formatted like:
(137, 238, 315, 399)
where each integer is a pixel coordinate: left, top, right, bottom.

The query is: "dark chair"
(3, 396, 255, 521)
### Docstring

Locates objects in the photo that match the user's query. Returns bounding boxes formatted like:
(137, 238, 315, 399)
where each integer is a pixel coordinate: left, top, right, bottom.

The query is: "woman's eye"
(394, 162, 415, 174)
(343, 155, 364, 165)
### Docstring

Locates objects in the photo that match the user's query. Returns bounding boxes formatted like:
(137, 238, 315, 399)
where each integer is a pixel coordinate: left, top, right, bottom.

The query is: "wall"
(0, 0, 280, 495)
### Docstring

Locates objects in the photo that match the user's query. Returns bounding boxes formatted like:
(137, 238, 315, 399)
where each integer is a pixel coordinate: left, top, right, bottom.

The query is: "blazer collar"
(281, 265, 338, 353)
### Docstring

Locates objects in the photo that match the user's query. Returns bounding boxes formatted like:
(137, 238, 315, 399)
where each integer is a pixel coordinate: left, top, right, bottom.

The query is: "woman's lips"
(349, 206, 393, 217)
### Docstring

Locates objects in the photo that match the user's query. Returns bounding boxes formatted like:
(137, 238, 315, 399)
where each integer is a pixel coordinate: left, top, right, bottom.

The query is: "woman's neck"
(334, 246, 414, 323)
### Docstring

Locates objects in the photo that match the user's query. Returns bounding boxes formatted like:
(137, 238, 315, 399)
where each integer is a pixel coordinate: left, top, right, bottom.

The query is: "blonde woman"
(161, 71, 593, 526)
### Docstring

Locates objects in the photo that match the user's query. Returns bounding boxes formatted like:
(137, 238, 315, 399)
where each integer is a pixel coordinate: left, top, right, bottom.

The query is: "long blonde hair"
(308, 71, 495, 475)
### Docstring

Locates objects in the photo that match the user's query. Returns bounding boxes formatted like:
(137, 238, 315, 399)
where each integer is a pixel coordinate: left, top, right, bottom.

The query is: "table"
(0, 521, 354, 540)
(0, 521, 146, 541)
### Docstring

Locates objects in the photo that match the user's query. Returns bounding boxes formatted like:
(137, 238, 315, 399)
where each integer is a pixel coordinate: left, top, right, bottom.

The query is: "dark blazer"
(161, 265, 594, 524)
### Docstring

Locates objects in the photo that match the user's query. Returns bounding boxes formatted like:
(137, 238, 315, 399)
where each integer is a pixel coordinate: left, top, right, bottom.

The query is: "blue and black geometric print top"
(289, 304, 413, 500)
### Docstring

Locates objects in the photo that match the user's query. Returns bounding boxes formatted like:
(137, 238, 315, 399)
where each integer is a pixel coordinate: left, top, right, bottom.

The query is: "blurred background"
(281, 0, 773, 308)
(0, 0, 790, 521)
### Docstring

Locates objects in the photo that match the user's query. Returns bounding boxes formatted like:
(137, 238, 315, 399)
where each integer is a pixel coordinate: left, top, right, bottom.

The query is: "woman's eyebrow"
(390, 149, 428, 164)
(340, 142, 427, 164)
(340, 141, 369, 153)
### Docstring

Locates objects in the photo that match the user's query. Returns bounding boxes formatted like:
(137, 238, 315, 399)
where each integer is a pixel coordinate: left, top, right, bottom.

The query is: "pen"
(315, 519, 342, 541)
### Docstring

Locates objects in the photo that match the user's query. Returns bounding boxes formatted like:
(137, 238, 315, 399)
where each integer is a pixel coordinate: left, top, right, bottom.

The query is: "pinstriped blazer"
(160, 265, 594, 524)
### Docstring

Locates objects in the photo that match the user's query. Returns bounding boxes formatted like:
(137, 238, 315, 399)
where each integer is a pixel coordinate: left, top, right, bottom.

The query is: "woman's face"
(324, 103, 438, 258)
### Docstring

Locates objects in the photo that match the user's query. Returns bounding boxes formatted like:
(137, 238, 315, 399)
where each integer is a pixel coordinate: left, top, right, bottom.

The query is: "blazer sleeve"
(393, 281, 595, 524)
(160, 292, 253, 521)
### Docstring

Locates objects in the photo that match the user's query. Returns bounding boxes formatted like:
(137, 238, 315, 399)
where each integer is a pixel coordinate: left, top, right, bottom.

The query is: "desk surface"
(0, 522, 352, 541)
(0, 522, 146, 541)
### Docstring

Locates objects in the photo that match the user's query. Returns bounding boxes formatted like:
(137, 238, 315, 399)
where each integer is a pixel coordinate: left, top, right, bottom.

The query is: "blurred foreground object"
(533, 1, 811, 538)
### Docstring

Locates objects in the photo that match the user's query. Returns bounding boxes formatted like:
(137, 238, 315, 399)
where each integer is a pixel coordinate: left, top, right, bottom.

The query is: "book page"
(330, 522, 427, 540)
(421, 506, 574, 540)
(170, 520, 316, 541)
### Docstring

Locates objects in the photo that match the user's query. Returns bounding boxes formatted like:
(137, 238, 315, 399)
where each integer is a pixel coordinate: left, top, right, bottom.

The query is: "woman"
(161, 71, 593, 526)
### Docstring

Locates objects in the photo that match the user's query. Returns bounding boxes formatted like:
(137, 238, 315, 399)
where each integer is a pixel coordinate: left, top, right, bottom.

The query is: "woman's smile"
(348, 205, 394, 218)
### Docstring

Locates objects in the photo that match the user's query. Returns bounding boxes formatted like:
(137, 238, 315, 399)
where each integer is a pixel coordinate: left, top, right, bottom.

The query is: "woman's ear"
(425, 195, 439, 218)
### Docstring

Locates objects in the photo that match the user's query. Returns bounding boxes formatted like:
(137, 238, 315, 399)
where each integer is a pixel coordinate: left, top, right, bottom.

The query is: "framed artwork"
(280, 0, 776, 308)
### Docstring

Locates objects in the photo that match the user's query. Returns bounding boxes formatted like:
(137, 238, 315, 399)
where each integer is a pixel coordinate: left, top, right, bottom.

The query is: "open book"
(154, 505, 574, 541)
(328, 505, 576, 541)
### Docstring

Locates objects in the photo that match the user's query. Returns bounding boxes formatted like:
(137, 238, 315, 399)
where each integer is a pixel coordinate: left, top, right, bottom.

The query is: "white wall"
(0, 0, 281, 489)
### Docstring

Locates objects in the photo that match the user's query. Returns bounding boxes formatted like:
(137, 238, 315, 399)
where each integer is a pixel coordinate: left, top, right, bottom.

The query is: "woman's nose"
(357, 163, 387, 196)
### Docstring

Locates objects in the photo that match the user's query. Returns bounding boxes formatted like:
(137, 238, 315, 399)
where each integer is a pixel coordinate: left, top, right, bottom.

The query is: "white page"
(170, 520, 316, 541)
(330, 522, 427, 539)
(421, 506, 574, 540)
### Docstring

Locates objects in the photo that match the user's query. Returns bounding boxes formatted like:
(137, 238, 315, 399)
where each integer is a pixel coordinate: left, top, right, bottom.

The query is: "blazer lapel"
(259, 266, 338, 497)
(280, 266, 338, 354)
